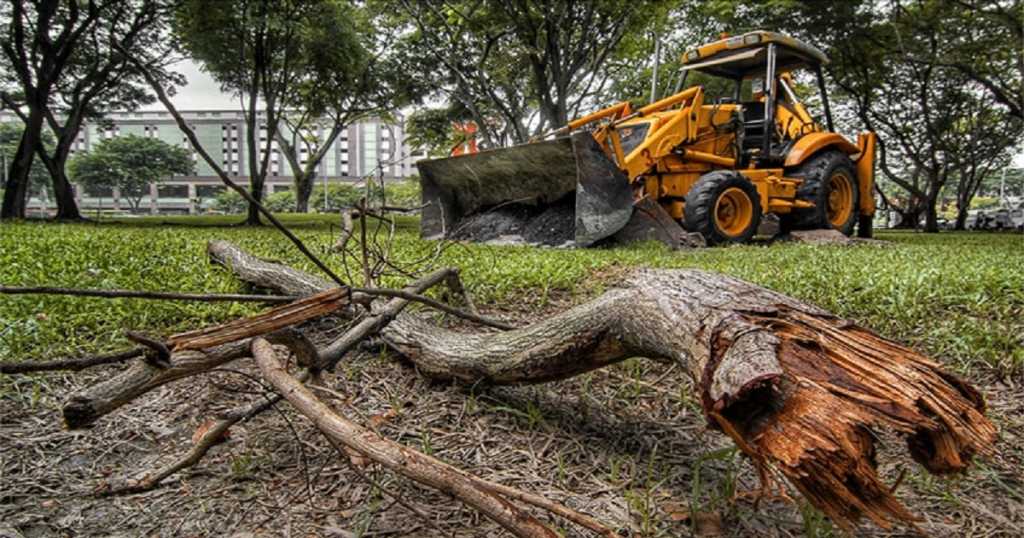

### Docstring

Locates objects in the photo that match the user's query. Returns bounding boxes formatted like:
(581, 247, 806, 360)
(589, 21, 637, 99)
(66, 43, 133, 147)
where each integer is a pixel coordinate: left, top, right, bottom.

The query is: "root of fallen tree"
(11, 239, 996, 535)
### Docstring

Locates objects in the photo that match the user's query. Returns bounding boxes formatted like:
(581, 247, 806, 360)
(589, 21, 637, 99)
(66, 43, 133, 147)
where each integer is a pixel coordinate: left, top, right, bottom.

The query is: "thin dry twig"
(0, 347, 146, 374)
(0, 286, 298, 303)
(352, 287, 513, 331)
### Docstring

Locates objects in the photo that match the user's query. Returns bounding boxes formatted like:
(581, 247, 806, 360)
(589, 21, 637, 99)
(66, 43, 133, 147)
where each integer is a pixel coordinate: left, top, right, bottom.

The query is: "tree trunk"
(955, 206, 969, 231)
(245, 180, 264, 225)
(1, 113, 42, 219)
(923, 208, 939, 232)
(295, 171, 313, 213)
(35, 149, 83, 220)
(31, 141, 80, 220)
(922, 171, 947, 234)
(892, 202, 923, 229)
(50, 166, 81, 220)
(923, 192, 941, 233)
(207, 240, 997, 531)
(244, 87, 263, 226)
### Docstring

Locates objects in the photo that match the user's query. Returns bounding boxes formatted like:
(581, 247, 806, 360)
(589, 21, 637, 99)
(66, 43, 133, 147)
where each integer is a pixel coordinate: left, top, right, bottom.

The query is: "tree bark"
(1, 110, 41, 219)
(63, 340, 251, 429)
(954, 206, 969, 230)
(923, 179, 943, 233)
(294, 170, 313, 213)
(35, 146, 82, 220)
(208, 241, 997, 531)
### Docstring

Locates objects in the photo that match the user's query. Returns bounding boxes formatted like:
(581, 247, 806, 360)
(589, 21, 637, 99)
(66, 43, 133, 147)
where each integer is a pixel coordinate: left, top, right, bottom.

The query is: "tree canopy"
(390, 0, 676, 147)
(69, 134, 193, 211)
(175, 0, 397, 221)
(1, 0, 180, 220)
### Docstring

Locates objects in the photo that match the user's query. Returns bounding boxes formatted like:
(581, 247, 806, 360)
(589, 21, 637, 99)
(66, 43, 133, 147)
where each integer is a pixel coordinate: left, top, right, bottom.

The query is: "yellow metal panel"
(659, 173, 700, 197)
(855, 132, 877, 216)
(682, 31, 829, 67)
(783, 132, 859, 167)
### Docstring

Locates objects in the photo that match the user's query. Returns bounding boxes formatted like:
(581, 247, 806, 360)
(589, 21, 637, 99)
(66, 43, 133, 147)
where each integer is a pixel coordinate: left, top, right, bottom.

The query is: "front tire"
(684, 171, 762, 246)
(784, 150, 860, 235)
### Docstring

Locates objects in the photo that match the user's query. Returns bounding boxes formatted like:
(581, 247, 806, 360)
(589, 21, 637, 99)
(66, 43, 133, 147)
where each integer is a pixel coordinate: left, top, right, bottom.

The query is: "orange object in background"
(450, 122, 478, 156)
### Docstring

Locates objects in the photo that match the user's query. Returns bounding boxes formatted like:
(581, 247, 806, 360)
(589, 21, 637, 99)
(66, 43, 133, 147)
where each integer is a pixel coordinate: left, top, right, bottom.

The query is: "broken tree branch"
(100, 370, 312, 496)
(317, 268, 457, 370)
(383, 270, 998, 531)
(216, 243, 996, 531)
(60, 257, 481, 429)
(253, 338, 559, 538)
(0, 285, 299, 303)
(0, 347, 146, 375)
(351, 286, 513, 331)
(208, 240, 509, 333)
(167, 287, 349, 352)
(63, 339, 251, 429)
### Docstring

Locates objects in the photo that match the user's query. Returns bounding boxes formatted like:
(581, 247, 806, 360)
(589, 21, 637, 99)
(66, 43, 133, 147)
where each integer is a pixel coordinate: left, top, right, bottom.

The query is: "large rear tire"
(783, 150, 860, 235)
(684, 171, 762, 246)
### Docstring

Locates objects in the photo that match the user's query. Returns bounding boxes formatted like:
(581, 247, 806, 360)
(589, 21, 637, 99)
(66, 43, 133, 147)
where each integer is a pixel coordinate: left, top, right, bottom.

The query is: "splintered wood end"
(715, 309, 997, 530)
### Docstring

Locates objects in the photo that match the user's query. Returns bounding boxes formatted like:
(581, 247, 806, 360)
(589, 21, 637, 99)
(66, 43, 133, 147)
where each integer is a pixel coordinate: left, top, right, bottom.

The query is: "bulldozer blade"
(612, 197, 706, 248)
(418, 132, 634, 246)
(572, 133, 635, 246)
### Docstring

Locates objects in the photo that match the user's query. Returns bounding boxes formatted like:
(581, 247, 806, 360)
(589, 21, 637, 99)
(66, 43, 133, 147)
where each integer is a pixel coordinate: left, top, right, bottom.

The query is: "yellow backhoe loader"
(417, 31, 877, 246)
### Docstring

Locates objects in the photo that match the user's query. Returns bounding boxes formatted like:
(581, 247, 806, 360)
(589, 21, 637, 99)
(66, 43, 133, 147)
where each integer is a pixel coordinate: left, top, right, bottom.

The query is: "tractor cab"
(678, 31, 834, 166)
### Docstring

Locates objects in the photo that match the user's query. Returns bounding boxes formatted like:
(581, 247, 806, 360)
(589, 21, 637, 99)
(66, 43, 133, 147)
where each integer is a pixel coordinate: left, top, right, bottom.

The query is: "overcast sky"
(141, 59, 237, 110)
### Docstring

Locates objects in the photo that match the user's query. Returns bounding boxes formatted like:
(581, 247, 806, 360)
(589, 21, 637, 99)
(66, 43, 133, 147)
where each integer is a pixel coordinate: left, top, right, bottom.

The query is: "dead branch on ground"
(3, 230, 998, 534)
(211, 241, 997, 532)
(0, 347, 146, 374)
(0, 285, 299, 303)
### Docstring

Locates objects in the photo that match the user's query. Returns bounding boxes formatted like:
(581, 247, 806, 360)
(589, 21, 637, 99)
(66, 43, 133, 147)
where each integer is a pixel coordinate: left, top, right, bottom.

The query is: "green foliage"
(971, 196, 1001, 210)
(404, 108, 462, 157)
(383, 179, 421, 208)
(392, 1, 676, 145)
(174, 0, 393, 216)
(69, 135, 193, 211)
(310, 183, 365, 211)
(210, 183, 393, 214)
(1, 219, 1021, 378)
(212, 190, 247, 214)
(263, 190, 296, 213)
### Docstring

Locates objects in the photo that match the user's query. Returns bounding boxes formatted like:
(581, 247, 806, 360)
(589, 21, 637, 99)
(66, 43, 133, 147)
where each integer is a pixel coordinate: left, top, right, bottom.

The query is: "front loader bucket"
(417, 132, 634, 246)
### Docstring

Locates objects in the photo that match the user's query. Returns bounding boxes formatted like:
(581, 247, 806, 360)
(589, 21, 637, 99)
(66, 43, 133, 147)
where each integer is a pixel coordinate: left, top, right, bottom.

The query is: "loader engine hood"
(417, 132, 635, 246)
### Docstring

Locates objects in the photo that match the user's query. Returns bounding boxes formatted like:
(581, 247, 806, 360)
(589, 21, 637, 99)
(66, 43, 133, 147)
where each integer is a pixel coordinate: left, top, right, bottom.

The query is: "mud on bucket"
(417, 132, 634, 247)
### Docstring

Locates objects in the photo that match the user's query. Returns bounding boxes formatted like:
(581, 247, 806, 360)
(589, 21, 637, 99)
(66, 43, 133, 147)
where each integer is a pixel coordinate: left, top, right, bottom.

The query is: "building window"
(196, 185, 224, 199)
(158, 184, 189, 198)
(85, 185, 114, 197)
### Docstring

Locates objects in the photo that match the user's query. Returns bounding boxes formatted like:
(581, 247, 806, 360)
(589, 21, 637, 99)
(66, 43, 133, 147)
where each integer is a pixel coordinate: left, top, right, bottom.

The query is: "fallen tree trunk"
(210, 240, 997, 531)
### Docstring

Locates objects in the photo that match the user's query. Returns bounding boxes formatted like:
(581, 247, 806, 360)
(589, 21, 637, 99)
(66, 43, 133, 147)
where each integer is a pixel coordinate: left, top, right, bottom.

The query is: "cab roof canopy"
(681, 31, 829, 79)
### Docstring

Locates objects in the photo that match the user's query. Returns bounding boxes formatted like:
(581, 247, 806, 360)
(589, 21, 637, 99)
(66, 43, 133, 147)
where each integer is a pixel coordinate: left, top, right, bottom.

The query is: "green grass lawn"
(2, 214, 1022, 374)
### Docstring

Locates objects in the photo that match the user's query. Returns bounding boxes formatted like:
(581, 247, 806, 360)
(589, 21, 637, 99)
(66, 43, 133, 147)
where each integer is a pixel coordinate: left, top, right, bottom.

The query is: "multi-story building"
(2, 109, 427, 214)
